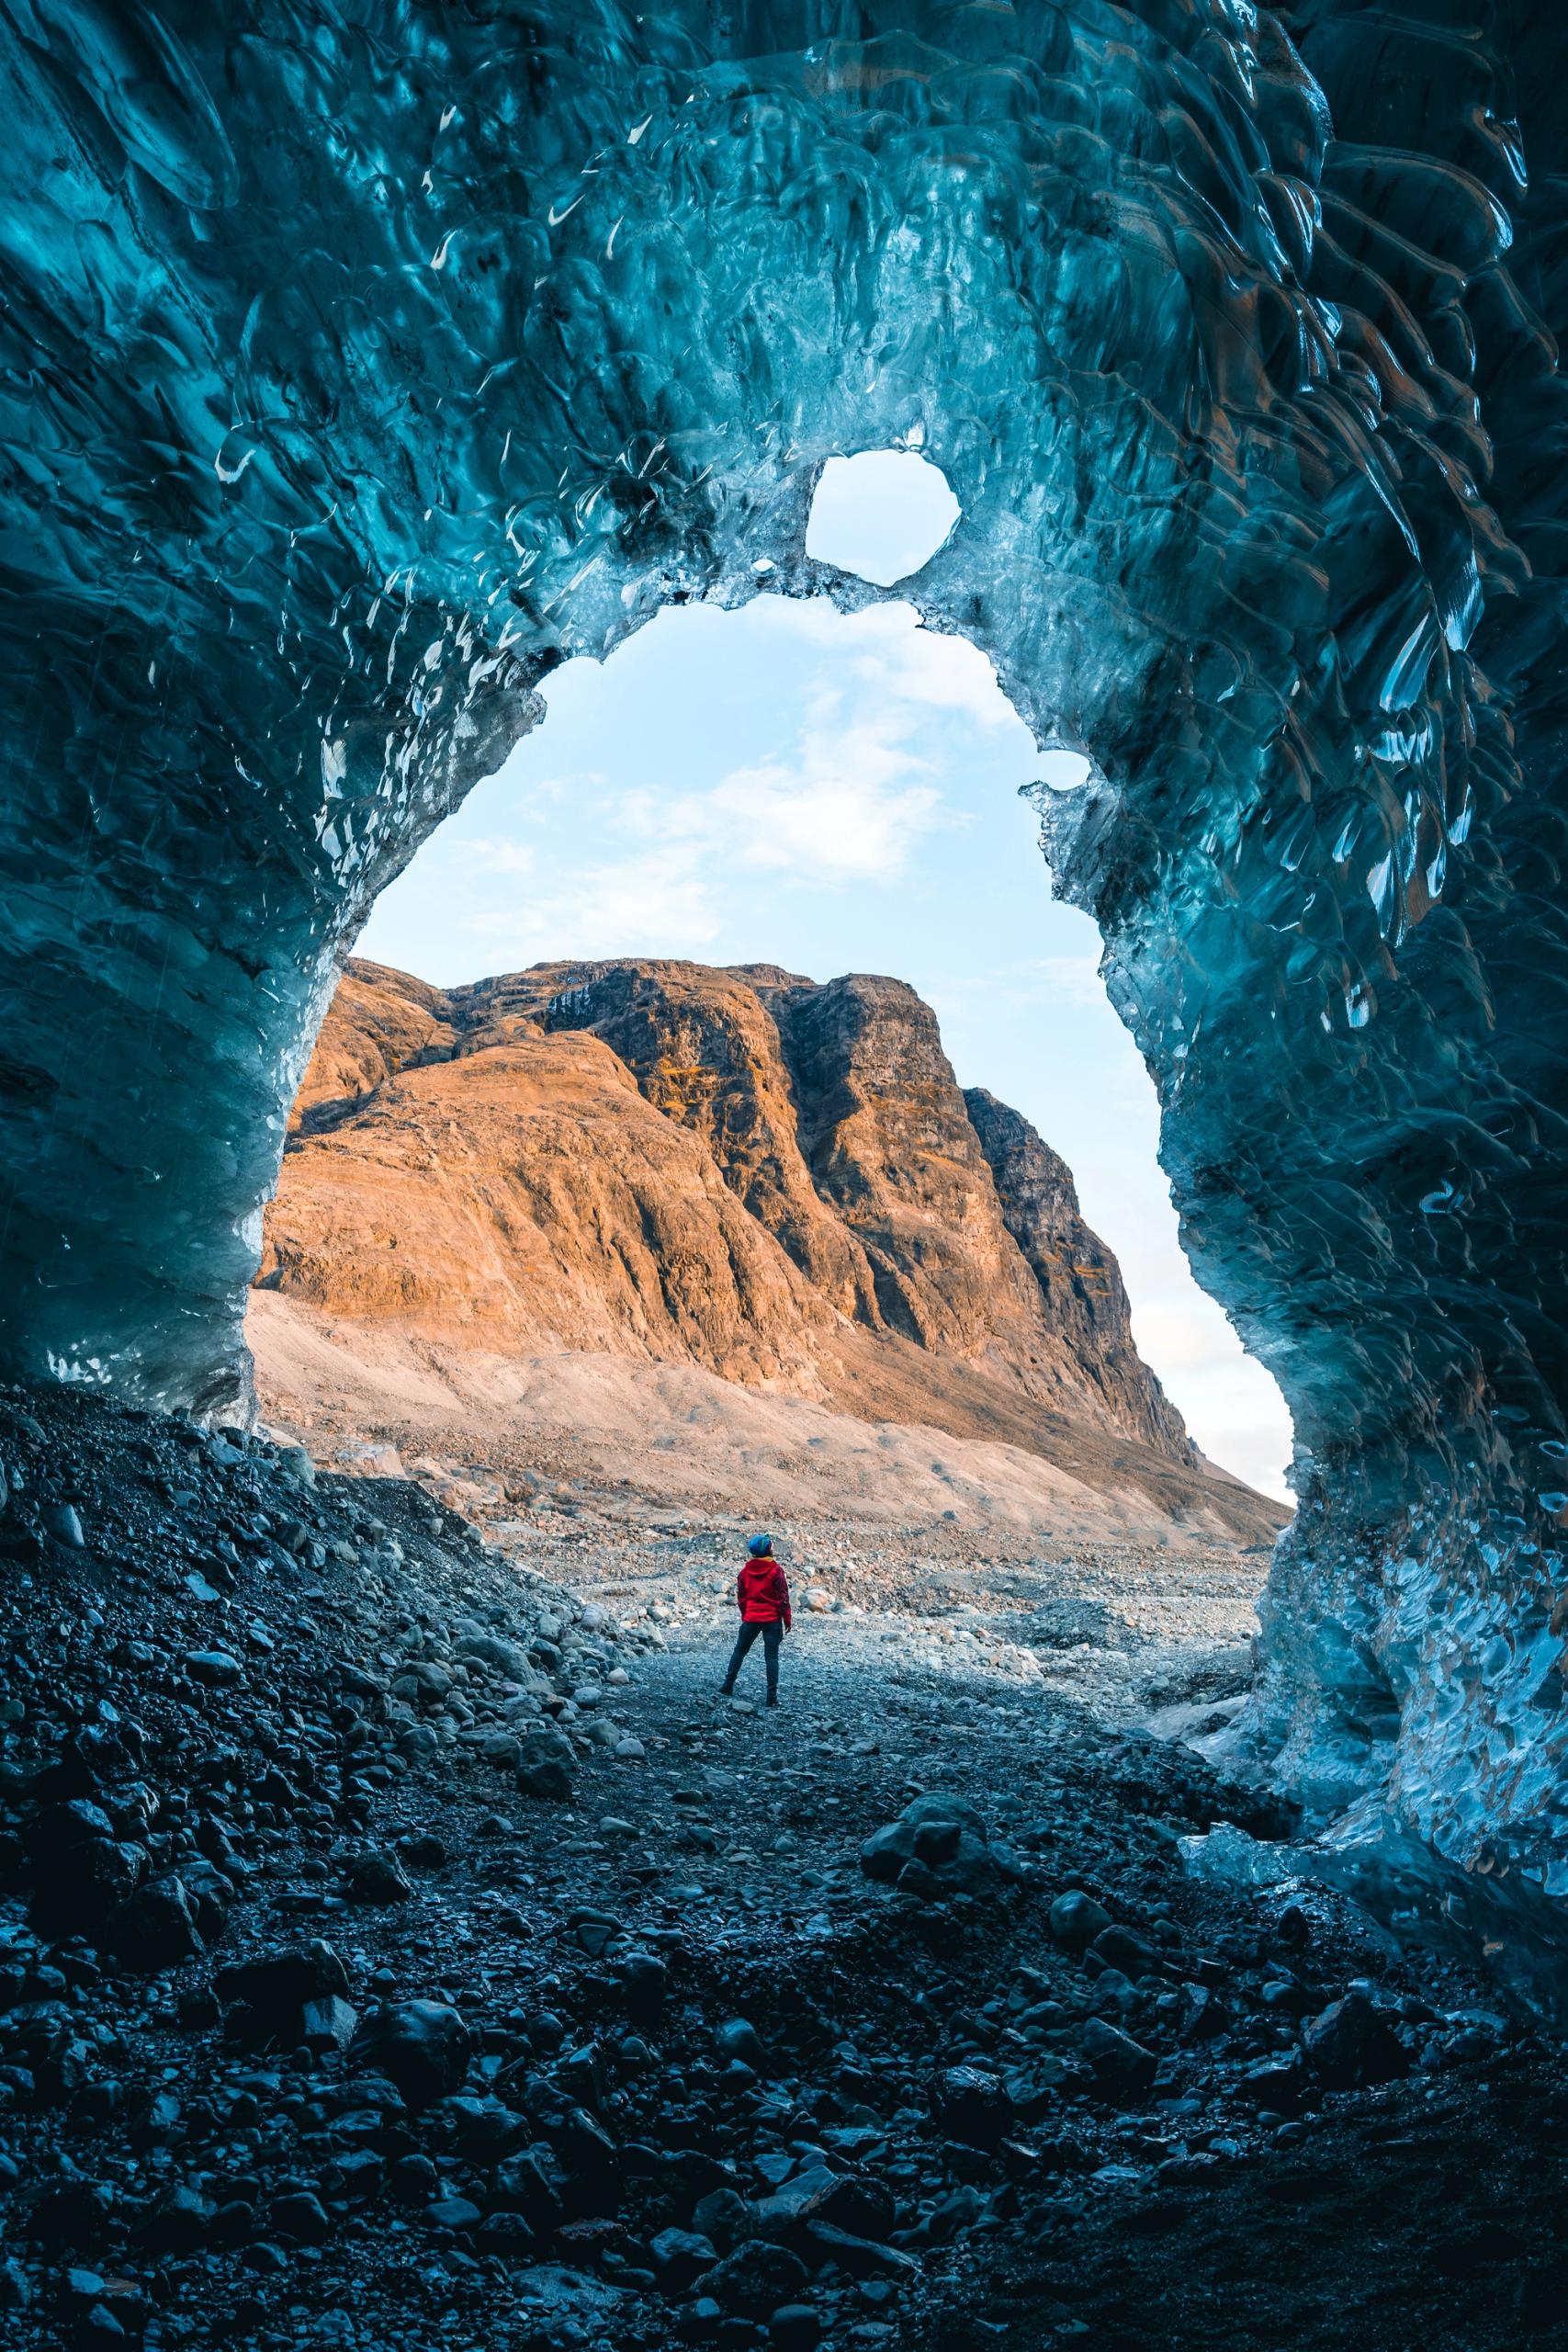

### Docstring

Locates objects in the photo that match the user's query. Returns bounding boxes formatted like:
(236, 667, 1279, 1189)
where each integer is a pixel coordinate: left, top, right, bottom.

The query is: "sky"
(358, 456, 1294, 1500)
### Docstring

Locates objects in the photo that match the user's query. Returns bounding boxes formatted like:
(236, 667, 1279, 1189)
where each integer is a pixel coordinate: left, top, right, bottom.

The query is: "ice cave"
(5, 1, 1568, 1996)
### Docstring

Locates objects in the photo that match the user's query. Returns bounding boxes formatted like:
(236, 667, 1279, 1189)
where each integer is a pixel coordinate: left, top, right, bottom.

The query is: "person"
(720, 1532, 791, 1706)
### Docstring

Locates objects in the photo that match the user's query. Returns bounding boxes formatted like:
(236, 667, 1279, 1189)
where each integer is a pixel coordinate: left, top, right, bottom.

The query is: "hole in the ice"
(1038, 749, 1092, 793)
(806, 449, 960, 587)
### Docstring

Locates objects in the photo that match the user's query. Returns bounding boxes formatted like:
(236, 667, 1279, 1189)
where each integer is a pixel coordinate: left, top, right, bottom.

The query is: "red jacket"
(737, 1556, 791, 1630)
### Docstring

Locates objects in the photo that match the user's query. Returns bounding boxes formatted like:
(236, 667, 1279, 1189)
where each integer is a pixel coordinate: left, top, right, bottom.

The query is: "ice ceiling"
(5, 0, 1568, 1972)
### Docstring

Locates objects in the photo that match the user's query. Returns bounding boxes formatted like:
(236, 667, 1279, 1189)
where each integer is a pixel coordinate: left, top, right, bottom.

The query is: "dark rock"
(25, 1797, 116, 1855)
(618, 1948, 668, 2018)
(756, 2165, 896, 2245)
(769, 2306, 823, 2351)
(348, 1999, 473, 2108)
(347, 1848, 413, 1905)
(301, 1995, 359, 2052)
(1049, 1891, 1112, 1951)
(182, 1649, 243, 1685)
(29, 1833, 145, 1938)
(425, 2195, 482, 2233)
(1178, 1983, 1226, 2042)
(861, 1792, 997, 1897)
(107, 1875, 208, 1970)
(272, 2189, 332, 2244)
(693, 2187, 753, 2251)
(1089, 1924, 1161, 1978)
(218, 1939, 353, 2050)
(389, 2154, 439, 2205)
(142, 2183, 216, 2254)
(1079, 2018, 1158, 2103)
(28, 2177, 114, 2248)
(697, 2240, 811, 2318)
(1302, 1990, 1409, 2090)
(493, 2144, 566, 2229)
(212, 2200, 261, 2245)
(538, 2099, 621, 2204)
(128, 2086, 183, 2147)
(714, 2018, 766, 2071)
(174, 1856, 235, 1943)
(43, 1501, 85, 1549)
(802, 2220, 919, 2280)
(650, 2225, 720, 2283)
(1237, 2051, 1308, 2113)
(929, 2064, 1010, 2148)
(517, 1726, 577, 1802)
(430, 2091, 531, 2162)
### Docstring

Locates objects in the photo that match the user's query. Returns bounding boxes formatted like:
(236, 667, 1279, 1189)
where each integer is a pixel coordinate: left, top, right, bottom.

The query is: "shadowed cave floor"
(0, 1383, 1563, 2351)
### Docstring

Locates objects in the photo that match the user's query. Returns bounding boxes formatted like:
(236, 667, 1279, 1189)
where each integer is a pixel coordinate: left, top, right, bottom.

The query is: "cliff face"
(962, 1086, 1194, 1462)
(259, 956, 1269, 1530)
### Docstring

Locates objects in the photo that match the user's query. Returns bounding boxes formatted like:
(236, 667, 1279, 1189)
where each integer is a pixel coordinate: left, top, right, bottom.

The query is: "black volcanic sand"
(0, 1383, 1562, 2352)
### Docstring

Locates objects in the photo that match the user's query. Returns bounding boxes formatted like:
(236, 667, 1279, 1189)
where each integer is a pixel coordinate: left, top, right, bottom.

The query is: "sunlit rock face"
(4, 3, 1568, 1957)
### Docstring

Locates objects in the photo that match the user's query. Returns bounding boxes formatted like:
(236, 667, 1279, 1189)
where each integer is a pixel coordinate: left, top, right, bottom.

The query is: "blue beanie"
(748, 1532, 773, 1557)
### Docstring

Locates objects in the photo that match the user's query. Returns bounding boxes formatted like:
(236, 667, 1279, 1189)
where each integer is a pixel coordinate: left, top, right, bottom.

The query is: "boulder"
(929, 2064, 1011, 2148)
(271, 2190, 332, 2245)
(1048, 1890, 1112, 1951)
(347, 1999, 473, 2109)
(456, 1629, 532, 1679)
(693, 2187, 754, 2251)
(1089, 1923, 1161, 1978)
(1079, 2018, 1158, 2104)
(347, 1848, 413, 1905)
(29, 1833, 146, 1939)
(492, 2145, 566, 2231)
(802, 2221, 919, 2280)
(1302, 1990, 1409, 2090)
(649, 2226, 718, 2284)
(860, 1792, 999, 1899)
(141, 2184, 215, 2255)
(181, 1649, 243, 1686)
(217, 1940, 355, 2050)
(517, 1725, 577, 1803)
(107, 1876, 208, 1971)
(754, 2166, 895, 2244)
(616, 1949, 668, 2020)
(714, 2017, 766, 2071)
(697, 2240, 811, 2318)
(1236, 2051, 1309, 2113)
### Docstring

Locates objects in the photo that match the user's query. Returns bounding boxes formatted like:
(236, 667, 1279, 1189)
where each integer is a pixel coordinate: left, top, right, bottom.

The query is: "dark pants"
(723, 1620, 782, 1701)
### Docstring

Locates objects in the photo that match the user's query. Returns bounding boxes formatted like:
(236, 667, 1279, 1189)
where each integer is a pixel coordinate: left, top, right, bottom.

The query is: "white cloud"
(611, 706, 951, 890)
(532, 844, 727, 957)
(1011, 953, 1107, 1010)
(760, 597, 1021, 734)
(448, 836, 537, 878)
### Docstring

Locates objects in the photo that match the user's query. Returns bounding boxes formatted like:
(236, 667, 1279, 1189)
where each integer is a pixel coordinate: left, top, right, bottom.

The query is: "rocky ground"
(1, 1381, 1563, 2352)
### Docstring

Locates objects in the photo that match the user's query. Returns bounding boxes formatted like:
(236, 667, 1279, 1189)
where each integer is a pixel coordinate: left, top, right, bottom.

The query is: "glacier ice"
(4, 1, 1568, 1973)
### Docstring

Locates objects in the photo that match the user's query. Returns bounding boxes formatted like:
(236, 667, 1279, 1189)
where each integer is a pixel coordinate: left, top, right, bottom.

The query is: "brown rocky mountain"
(255, 956, 1280, 1540)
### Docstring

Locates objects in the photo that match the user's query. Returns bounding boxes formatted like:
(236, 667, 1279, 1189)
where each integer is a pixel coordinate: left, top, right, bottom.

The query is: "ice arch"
(4, 1, 1568, 1970)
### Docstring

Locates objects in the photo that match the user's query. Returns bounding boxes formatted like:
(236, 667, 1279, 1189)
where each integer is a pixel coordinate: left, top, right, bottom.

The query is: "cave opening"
(347, 554, 1294, 1504)
(5, 0, 1568, 1995)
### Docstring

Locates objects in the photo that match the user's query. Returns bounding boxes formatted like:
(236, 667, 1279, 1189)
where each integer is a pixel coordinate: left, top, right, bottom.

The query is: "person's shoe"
(766, 1696, 780, 1708)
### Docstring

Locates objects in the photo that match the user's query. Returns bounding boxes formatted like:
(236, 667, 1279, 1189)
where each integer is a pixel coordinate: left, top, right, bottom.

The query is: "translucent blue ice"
(3, 2, 1568, 1973)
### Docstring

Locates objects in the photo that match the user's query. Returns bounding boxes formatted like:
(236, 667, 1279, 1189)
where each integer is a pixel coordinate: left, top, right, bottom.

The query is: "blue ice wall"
(4, 1, 1568, 1946)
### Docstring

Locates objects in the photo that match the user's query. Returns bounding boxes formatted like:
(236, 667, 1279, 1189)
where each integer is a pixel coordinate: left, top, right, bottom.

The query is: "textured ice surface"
(4, 3, 1568, 1953)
